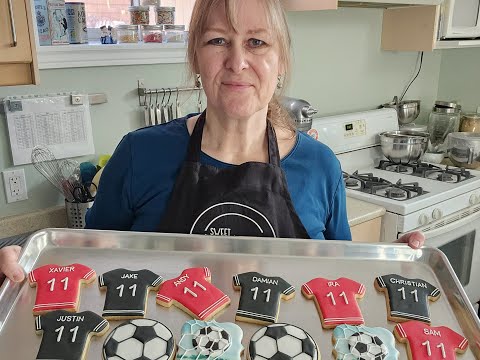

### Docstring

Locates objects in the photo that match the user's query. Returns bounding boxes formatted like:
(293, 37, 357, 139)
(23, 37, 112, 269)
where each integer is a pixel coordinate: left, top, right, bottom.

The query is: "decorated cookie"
(332, 324, 399, 360)
(99, 268, 163, 319)
(35, 310, 109, 360)
(248, 323, 319, 360)
(375, 274, 440, 323)
(156, 267, 230, 320)
(302, 277, 366, 328)
(232, 271, 294, 325)
(29, 263, 96, 315)
(177, 320, 244, 360)
(394, 321, 468, 360)
(103, 319, 175, 360)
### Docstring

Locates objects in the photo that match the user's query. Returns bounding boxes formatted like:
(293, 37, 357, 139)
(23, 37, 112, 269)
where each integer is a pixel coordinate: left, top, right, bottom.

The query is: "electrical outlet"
(2, 169, 28, 203)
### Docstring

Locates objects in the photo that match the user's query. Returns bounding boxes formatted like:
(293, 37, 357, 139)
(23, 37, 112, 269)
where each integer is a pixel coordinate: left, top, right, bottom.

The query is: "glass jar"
(142, 25, 163, 43)
(116, 25, 139, 44)
(129, 6, 149, 25)
(427, 107, 461, 152)
(460, 113, 480, 133)
(156, 6, 175, 25)
(162, 24, 186, 43)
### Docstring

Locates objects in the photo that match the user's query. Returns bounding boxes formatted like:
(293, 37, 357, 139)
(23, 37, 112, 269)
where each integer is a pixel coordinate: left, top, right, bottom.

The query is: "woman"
(0, 0, 424, 283)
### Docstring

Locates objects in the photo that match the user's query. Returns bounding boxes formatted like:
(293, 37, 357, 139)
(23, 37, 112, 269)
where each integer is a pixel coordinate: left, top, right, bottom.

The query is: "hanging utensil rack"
(137, 79, 202, 106)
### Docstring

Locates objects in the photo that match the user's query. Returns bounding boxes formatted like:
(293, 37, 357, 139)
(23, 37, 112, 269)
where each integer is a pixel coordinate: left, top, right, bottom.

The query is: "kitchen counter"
(347, 196, 386, 226)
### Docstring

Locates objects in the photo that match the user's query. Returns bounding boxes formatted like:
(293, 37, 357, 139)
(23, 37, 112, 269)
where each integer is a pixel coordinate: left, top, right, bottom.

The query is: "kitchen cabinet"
(382, 5, 480, 51)
(350, 217, 382, 243)
(0, 0, 39, 86)
(282, 0, 337, 11)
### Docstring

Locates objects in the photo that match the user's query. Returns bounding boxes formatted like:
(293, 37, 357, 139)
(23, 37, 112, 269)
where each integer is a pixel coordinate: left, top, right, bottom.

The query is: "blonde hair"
(187, 0, 295, 132)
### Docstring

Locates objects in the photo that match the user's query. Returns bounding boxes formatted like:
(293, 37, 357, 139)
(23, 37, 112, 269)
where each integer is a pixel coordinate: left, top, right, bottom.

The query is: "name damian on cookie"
(252, 277, 279, 285)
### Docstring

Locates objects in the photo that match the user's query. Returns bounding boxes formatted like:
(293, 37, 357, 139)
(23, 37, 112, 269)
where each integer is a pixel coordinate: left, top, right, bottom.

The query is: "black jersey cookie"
(375, 274, 440, 323)
(35, 310, 109, 360)
(99, 268, 163, 319)
(248, 323, 319, 360)
(233, 271, 295, 324)
(103, 319, 175, 360)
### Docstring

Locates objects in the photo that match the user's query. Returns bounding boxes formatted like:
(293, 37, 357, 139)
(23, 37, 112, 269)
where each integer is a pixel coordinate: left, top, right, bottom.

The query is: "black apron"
(158, 111, 310, 239)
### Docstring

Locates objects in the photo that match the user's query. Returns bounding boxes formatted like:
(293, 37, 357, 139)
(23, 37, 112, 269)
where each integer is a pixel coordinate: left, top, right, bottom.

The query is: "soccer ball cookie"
(177, 320, 244, 360)
(248, 323, 319, 360)
(332, 324, 399, 360)
(103, 319, 175, 360)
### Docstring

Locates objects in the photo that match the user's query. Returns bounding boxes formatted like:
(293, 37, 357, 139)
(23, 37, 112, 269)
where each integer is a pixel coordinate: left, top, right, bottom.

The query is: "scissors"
(72, 182, 97, 203)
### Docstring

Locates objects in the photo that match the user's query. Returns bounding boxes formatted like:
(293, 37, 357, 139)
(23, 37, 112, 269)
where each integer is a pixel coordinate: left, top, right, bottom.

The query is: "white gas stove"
(310, 108, 480, 306)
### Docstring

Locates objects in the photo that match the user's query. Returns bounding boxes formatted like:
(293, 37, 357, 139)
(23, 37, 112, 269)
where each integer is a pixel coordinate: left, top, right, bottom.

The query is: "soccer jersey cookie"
(233, 271, 295, 324)
(177, 320, 244, 360)
(156, 267, 230, 320)
(332, 324, 399, 360)
(394, 321, 468, 360)
(248, 323, 319, 360)
(375, 274, 440, 323)
(103, 319, 175, 360)
(302, 277, 366, 328)
(99, 268, 163, 319)
(29, 263, 96, 315)
(35, 310, 109, 360)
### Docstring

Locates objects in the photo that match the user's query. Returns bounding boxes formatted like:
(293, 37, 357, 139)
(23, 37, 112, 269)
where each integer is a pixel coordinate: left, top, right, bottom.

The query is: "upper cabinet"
(282, 0, 338, 11)
(0, 0, 39, 86)
(382, 3, 480, 51)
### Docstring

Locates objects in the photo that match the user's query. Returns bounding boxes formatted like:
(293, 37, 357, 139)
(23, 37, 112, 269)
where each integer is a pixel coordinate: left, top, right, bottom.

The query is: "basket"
(65, 200, 94, 228)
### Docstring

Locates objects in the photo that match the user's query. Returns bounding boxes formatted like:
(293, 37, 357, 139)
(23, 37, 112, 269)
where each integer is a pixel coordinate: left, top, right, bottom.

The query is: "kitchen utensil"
(422, 151, 445, 164)
(72, 182, 97, 203)
(280, 96, 318, 132)
(447, 132, 480, 169)
(31, 146, 75, 202)
(381, 98, 420, 125)
(379, 130, 429, 164)
(175, 88, 181, 118)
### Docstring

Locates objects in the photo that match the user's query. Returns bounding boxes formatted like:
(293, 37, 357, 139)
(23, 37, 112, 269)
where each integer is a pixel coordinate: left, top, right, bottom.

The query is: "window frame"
(32, 1, 189, 69)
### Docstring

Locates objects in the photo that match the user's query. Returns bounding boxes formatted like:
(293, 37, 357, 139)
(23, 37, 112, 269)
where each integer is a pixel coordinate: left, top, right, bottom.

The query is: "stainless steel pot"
(447, 132, 480, 169)
(381, 99, 420, 125)
(379, 130, 429, 164)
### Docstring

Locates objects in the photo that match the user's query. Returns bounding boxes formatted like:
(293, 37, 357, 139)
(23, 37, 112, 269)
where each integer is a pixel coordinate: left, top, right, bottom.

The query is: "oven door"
(406, 209, 480, 308)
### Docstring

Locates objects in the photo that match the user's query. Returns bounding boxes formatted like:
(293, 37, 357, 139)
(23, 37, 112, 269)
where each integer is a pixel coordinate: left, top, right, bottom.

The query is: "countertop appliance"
(439, 0, 480, 39)
(310, 108, 480, 306)
(280, 96, 318, 132)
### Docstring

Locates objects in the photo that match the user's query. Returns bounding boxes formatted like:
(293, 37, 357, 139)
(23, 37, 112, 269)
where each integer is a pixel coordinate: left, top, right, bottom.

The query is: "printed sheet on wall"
(2, 93, 95, 165)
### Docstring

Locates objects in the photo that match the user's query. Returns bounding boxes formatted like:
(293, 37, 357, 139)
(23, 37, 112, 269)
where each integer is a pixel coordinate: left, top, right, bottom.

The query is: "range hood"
(339, 0, 441, 7)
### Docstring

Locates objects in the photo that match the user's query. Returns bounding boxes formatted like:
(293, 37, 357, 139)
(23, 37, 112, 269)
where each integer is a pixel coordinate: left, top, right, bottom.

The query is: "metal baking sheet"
(0, 229, 479, 359)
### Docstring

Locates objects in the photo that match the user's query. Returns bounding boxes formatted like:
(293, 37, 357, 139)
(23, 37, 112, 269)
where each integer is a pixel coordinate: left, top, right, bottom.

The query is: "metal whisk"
(31, 146, 76, 202)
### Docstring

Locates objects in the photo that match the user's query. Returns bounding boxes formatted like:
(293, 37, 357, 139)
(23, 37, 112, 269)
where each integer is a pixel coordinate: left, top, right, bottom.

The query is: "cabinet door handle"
(7, 0, 17, 47)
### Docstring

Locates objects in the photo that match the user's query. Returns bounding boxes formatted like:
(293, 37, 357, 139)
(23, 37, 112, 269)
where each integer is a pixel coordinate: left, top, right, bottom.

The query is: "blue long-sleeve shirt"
(85, 115, 351, 240)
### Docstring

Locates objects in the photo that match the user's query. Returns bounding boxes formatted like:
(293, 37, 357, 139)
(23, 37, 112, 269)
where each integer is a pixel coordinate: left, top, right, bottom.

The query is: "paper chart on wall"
(3, 93, 95, 165)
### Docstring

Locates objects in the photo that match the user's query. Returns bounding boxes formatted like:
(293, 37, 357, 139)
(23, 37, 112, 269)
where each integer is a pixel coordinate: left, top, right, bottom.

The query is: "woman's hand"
(0, 246, 24, 283)
(395, 231, 425, 249)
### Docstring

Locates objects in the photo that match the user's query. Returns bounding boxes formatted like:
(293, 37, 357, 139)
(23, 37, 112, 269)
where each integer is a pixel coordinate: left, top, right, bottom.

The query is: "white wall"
(0, 8, 443, 218)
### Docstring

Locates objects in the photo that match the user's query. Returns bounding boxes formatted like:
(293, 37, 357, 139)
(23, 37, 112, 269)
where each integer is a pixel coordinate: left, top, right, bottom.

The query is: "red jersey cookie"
(156, 267, 230, 320)
(302, 277, 366, 328)
(394, 321, 468, 360)
(29, 263, 96, 315)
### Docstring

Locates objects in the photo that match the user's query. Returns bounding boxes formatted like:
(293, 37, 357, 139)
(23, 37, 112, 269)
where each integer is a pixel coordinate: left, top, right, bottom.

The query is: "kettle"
(280, 96, 318, 132)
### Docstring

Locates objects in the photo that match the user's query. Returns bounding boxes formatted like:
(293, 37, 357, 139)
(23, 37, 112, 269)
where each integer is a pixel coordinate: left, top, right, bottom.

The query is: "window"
(83, 0, 195, 29)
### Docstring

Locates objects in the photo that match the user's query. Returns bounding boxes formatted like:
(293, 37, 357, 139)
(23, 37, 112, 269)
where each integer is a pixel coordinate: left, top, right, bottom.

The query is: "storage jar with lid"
(116, 25, 139, 43)
(162, 25, 187, 43)
(460, 113, 480, 133)
(156, 6, 175, 25)
(427, 106, 461, 152)
(142, 25, 163, 43)
(129, 6, 149, 25)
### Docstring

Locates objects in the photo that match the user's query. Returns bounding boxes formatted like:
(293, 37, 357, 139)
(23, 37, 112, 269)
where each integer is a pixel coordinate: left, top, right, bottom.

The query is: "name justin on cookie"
(389, 278, 427, 288)
(57, 316, 84, 322)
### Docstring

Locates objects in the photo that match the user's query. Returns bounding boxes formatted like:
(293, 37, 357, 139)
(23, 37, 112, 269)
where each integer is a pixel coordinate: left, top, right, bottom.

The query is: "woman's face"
(195, 0, 283, 120)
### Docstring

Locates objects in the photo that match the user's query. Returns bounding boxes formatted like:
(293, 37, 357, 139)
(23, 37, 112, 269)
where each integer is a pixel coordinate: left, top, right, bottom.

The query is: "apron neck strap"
(187, 110, 281, 166)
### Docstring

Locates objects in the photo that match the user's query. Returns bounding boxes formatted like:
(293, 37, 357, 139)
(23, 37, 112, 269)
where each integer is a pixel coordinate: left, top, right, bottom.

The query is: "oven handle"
(409, 208, 480, 239)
